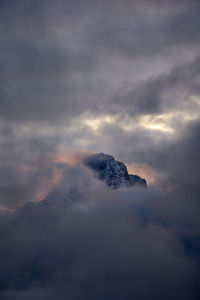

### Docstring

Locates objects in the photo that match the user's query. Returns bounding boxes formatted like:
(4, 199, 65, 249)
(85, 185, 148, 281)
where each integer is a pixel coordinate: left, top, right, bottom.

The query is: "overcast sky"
(0, 1, 200, 299)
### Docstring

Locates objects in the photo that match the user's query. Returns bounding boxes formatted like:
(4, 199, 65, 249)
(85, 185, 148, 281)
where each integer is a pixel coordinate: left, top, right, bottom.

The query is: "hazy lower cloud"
(0, 120, 200, 299)
(0, 0, 200, 299)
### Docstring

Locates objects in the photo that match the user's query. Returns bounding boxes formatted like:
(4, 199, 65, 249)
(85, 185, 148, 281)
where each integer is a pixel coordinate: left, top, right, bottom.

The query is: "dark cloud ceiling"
(0, 0, 200, 299)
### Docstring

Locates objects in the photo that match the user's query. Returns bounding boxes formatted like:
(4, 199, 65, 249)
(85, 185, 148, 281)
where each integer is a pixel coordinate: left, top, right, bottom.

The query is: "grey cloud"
(0, 120, 199, 299)
(95, 119, 200, 235)
(0, 167, 199, 299)
(0, 1, 199, 298)
(0, 127, 61, 209)
(0, 0, 199, 124)
(85, 0, 200, 63)
(110, 55, 200, 116)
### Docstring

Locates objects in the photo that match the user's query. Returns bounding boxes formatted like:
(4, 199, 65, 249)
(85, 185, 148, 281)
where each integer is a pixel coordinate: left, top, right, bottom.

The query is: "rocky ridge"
(83, 152, 146, 189)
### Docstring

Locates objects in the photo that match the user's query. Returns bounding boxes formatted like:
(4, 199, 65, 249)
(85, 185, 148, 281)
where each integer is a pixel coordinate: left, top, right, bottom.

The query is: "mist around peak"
(83, 152, 147, 189)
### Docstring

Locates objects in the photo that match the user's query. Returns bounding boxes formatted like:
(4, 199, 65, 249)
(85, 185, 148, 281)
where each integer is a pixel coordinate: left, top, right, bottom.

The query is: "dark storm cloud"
(89, 5, 200, 59)
(0, 118, 199, 299)
(0, 1, 200, 299)
(0, 175, 198, 298)
(0, 37, 98, 122)
(0, 0, 199, 209)
(110, 55, 200, 116)
(0, 0, 199, 123)
(1, 50, 200, 207)
(149, 120, 200, 234)
(99, 119, 200, 236)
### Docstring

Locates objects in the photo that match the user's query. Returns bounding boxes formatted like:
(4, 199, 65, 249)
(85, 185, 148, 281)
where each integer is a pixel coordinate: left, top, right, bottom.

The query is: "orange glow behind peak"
(126, 162, 157, 185)
(19, 148, 97, 205)
(52, 148, 97, 165)
(34, 166, 63, 203)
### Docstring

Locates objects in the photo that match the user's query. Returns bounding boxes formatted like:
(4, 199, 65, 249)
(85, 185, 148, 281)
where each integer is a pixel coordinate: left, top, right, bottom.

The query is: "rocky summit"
(83, 152, 146, 189)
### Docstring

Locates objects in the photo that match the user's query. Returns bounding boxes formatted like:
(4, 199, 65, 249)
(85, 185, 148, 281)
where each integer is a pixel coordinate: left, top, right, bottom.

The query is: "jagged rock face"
(83, 152, 147, 189)
(29, 152, 146, 208)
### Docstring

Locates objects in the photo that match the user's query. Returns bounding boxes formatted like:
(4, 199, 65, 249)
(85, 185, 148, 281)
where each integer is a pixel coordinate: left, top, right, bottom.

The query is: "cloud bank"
(0, 0, 200, 299)
(0, 119, 200, 299)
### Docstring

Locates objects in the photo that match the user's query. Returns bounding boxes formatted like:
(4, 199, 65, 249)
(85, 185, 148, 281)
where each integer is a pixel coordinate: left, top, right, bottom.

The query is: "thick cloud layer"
(0, 119, 200, 299)
(0, 0, 200, 123)
(0, 0, 200, 299)
(0, 194, 197, 300)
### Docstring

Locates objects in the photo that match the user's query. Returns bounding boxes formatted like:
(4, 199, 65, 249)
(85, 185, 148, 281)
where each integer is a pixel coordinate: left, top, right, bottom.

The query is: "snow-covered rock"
(33, 152, 146, 208)
(83, 152, 146, 188)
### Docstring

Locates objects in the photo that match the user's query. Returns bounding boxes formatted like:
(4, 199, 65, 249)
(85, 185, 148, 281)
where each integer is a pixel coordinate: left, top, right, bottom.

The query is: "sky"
(0, 0, 200, 299)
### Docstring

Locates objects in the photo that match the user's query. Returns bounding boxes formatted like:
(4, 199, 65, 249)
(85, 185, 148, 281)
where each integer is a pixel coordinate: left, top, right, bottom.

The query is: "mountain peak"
(83, 153, 146, 189)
